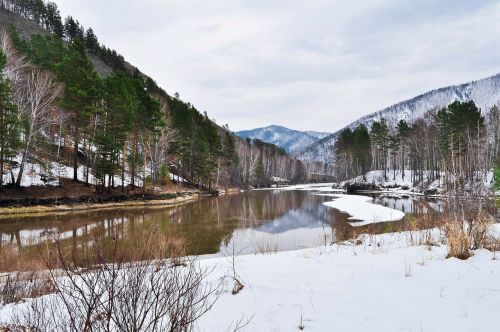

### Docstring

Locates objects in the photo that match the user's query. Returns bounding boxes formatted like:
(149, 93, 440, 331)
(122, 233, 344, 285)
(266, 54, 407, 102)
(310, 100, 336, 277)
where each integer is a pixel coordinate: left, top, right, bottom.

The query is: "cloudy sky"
(54, 0, 500, 132)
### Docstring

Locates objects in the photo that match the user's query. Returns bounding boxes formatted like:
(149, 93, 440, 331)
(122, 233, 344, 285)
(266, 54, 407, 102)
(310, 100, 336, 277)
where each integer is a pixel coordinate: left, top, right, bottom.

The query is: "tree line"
(1, 0, 126, 70)
(335, 100, 499, 193)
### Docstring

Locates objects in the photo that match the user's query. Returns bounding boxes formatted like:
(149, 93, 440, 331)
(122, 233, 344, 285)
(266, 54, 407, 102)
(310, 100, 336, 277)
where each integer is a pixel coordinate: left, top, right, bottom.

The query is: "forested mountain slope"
(299, 73, 500, 164)
(0, 0, 326, 193)
(236, 125, 330, 154)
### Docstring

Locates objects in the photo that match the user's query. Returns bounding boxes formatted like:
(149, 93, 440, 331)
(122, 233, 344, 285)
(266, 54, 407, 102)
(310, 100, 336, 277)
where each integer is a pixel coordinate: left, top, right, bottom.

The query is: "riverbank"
(0, 192, 203, 219)
(0, 178, 243, 219)
(338, 169, 496, 196)
(196, 228, 500, 331)
(1, 228, 499, 331)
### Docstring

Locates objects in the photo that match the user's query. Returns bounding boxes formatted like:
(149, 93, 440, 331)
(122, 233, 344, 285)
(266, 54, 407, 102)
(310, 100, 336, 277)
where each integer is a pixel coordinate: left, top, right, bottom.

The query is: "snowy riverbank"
(205, 227, 500, 331)
(340, 170, 496, 196)
(2, 229, 499, 331)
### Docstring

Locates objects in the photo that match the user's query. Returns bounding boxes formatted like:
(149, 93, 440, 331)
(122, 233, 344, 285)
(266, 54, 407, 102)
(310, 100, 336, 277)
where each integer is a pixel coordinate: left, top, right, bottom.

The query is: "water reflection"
(0, 190, 496, 271)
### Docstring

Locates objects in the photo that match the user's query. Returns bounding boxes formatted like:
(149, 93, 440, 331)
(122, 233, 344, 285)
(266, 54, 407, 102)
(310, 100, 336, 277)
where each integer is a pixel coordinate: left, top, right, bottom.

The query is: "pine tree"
(57, 39, 101, 181)
(397, 120, 410, 178)
(371, 118, 389, 179)
(254, 154, 265, 188)
(84, 28, 99, 54)
(0, 50, 20, 190)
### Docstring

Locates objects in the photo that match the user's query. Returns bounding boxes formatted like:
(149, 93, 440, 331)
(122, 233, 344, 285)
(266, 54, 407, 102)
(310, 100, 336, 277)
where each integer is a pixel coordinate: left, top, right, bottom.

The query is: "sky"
(54, 0, 500, 133)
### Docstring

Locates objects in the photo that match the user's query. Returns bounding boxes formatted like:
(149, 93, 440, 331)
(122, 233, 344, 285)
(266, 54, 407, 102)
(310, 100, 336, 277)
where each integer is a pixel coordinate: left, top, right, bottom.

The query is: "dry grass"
(467, 212, 494, 250)
(443, 218, 471, 259)
(250, 234, 278, 254)
(441, 211, 495, 260)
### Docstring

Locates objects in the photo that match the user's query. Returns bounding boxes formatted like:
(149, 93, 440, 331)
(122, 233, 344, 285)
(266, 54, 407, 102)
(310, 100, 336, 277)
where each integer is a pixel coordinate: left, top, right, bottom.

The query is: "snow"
(279, 183, 406, 226)
(236, 125, 328, 154)
(2, 227, 500, 331)
(339, 169, 495, 196)
(1, 155, 145, 188)
(323, 194, 406, 226)
(199, 229, 500, 331)
(204, 227, 500, 330)
(279, 183, 337, 191)
(489, 223, 500, 239)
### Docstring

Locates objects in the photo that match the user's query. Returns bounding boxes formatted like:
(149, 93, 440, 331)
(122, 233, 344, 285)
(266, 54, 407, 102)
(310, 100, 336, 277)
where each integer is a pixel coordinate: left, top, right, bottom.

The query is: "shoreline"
(0, 192, 204, 220)
(0, 187, 244, 220)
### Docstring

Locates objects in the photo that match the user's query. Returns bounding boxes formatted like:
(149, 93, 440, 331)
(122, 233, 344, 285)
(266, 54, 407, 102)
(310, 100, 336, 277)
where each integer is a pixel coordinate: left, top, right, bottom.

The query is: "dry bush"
(8, 228, 222, 332)
(250, 235, 278, 254)
(442, 218, 471, 260)
(467, 212, 494, 250)
(442, 195, 496, 259)
(0, 272, 55, 306)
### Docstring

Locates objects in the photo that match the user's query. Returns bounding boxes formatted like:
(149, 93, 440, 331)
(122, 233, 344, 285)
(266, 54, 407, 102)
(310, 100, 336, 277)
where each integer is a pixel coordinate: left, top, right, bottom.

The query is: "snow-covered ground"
(1, 228, 499, 331)
(196, 237, 500, 331)
(7, 229, 498, 331)
(1, 155, 188, 188)
(340, 170, 496, 196)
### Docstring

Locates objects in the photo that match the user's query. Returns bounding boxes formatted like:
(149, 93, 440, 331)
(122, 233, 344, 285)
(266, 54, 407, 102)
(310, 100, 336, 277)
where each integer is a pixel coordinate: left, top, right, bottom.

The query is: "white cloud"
(54, 0, 500, 132)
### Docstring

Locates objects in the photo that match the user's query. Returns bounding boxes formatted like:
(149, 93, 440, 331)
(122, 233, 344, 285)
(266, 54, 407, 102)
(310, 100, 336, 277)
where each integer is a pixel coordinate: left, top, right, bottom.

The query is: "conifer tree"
(0, 50, 19, 190)
(57, 39, 100, 181)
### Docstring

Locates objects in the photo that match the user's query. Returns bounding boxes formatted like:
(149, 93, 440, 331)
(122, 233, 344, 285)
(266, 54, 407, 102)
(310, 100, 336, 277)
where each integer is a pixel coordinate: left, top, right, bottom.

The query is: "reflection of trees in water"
(373, 195, 448, 215)
(2, 192, 494, 272)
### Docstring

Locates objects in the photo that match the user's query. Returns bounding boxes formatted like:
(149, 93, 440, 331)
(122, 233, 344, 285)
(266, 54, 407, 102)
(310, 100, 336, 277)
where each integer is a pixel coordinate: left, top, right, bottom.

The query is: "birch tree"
(13, 68, 61, 186)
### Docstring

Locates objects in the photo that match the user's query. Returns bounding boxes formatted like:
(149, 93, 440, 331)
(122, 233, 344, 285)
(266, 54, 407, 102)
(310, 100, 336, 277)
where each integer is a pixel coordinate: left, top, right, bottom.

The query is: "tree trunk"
(0, 110, 4, 191)
(73, 111, 79, 181)
(122, 142, 126, 192)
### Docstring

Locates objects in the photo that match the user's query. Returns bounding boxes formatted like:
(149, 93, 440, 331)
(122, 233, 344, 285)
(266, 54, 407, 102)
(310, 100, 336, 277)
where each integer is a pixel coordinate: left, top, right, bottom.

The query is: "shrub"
(8, 229, 221, 332)
(443, 219, 471, 260)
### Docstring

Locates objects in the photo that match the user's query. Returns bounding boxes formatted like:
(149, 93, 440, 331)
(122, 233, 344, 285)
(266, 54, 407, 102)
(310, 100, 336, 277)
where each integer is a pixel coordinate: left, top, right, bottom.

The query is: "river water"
(0, 188, 497, 271)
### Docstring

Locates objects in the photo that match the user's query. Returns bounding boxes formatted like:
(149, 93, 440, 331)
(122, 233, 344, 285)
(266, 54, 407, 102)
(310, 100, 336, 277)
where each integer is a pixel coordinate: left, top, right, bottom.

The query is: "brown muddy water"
(0, 189, 497, 272)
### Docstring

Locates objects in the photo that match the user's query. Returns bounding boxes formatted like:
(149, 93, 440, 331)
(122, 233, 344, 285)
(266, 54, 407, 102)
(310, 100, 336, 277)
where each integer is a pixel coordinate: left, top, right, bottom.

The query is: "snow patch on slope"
(299, 73, 500, 163)
(236, 125, 330, 154)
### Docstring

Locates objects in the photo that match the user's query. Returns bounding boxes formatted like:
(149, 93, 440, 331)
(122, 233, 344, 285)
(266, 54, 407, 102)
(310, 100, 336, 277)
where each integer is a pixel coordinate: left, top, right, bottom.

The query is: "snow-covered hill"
(236, 125, 330, 154)
(299, 73, 500, 164)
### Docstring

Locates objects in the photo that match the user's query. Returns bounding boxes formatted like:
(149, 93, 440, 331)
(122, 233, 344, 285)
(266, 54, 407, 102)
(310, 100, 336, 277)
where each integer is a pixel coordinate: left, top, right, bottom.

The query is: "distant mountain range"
(236, 125, 331, 154)
(298, 72, 500, 164)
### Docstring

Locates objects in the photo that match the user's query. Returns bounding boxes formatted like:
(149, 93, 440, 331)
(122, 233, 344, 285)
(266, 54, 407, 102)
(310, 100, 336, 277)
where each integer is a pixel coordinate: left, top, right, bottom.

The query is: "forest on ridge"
(0, 0, 327, 193)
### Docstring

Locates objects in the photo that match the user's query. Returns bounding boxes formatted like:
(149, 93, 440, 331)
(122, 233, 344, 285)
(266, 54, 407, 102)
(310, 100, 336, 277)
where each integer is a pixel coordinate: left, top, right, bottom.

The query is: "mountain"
(236, 125, 331, 153)
(298, 72, 500, 164)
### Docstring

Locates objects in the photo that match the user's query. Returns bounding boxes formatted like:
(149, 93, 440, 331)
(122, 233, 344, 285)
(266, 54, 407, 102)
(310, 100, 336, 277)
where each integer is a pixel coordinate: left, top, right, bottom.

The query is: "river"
(0, 187, 497, 271)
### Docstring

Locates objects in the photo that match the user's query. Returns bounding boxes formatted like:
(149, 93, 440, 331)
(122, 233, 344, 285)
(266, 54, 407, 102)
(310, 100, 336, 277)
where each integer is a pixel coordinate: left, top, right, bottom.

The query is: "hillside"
(0, 1, 325, 198)
(299, 72, 500, 164)
(236, 125, 330, 154)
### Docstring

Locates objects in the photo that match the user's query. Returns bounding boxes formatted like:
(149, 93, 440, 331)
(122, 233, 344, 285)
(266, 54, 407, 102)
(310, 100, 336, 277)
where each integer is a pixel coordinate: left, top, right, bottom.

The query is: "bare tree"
(141, 116, 177, 187)
(13, 69, 61, 186)
(0, 31, 62, 186)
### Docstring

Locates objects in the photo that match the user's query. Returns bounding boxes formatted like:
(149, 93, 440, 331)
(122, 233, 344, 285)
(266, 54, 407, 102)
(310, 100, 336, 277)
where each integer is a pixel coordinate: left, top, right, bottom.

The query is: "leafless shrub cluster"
(7, 228, 222, 332)
(250, 234, 278, 255)
(0, 272, 55, 306)
(442, 196, 495, 259)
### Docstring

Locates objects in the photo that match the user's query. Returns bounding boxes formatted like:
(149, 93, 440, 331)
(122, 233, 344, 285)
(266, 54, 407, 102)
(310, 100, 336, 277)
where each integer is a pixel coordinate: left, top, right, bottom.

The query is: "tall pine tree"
(0, 50, 20, 190)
